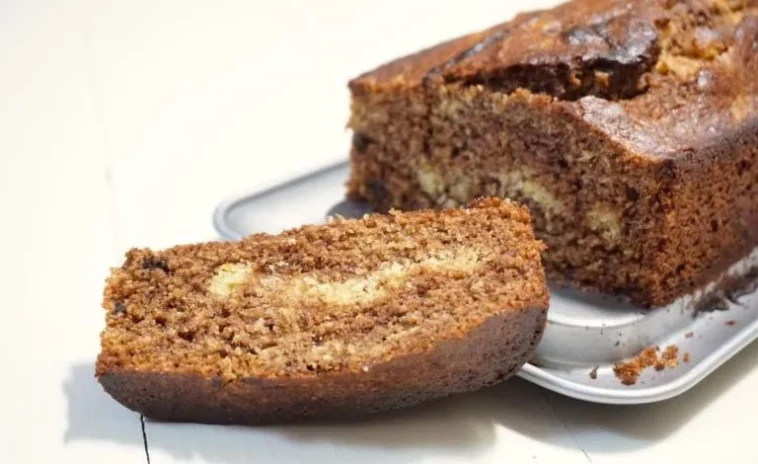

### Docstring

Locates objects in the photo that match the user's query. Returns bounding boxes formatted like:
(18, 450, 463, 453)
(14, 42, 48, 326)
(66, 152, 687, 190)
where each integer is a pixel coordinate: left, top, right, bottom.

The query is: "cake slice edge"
(96, 198, 549, 424)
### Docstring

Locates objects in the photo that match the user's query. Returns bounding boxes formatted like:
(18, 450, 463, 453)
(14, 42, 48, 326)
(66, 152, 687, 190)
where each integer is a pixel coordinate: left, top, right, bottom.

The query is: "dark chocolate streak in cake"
(422, 9, 660, 100)
(563, 19, 658, 66)
(726, 268, 758, 304)
(693, 267, 758, 316)
(460, 20, 660, 100)
(424, 28, 512, 81)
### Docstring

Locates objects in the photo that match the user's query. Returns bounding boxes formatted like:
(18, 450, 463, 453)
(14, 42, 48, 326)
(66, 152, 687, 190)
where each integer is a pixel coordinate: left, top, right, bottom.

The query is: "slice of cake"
(96, 198, 548, 425)
(347, 0, 758, 307)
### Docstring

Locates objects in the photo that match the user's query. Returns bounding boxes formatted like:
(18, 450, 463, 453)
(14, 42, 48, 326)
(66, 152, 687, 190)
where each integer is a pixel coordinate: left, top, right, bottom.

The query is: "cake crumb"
(661, 345, 679, 369)
(725, 320, 736, 326)
(613, 344, 680, 386)
(685, 331, 694, 338)
(614, 340, 620, 347)
(589, 366, 598, 379)
(613, 347, 658, 386)
(683, 352, 691, 363)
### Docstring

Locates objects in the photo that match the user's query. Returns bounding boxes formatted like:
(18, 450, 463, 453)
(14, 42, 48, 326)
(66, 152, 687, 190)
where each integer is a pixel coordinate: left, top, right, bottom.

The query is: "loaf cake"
(347, 0, 758, 308)
(96, 198, 549, 424)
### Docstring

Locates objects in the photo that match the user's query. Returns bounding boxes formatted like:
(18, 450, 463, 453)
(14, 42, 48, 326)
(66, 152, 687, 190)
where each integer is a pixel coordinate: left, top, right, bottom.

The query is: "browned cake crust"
(96, 198, 548, 424)
(347, 0, 758, 308)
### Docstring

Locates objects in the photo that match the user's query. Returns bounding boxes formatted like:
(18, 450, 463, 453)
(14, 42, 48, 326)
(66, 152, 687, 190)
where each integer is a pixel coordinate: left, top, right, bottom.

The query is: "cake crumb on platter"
(656, 345, 679, 371)
(613, 344, 681, 386)
(589, 366, 598, 380)
(613, 347, 659, 386)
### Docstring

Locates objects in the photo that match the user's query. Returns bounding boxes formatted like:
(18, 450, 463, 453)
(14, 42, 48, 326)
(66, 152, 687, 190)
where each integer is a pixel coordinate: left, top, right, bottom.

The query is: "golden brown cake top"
(350, 0, 758, 157)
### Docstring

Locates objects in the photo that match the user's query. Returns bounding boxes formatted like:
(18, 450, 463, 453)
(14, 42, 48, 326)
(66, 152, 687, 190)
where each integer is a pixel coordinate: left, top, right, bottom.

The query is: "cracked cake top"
(350, 0, 758, 157)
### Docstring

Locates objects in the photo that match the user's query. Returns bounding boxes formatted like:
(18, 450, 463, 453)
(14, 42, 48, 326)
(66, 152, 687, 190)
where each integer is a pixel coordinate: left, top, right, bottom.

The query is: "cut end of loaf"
(96, 198, 548, 386)
(345, 0, 758, 308)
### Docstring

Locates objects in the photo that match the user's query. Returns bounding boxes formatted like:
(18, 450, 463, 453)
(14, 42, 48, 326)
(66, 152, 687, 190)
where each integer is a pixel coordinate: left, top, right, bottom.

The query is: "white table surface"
(2, 0, 757, 462)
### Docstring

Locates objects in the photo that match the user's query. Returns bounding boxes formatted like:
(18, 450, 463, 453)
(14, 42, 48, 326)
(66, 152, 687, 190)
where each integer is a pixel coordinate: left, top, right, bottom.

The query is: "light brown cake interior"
(97, 198, 547, 382)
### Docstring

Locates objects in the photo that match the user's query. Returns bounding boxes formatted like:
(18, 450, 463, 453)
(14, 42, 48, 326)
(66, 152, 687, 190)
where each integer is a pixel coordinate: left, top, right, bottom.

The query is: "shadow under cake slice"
(96, 197, 548, 425)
